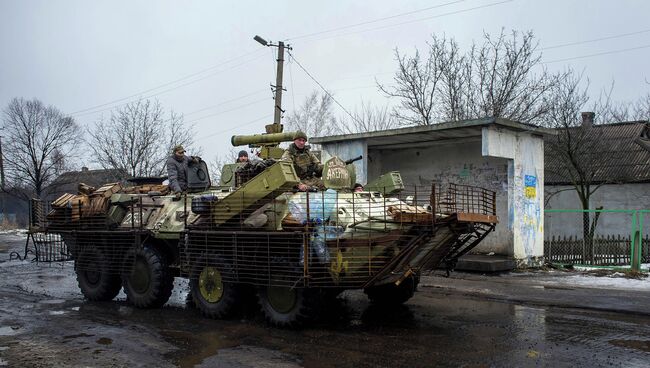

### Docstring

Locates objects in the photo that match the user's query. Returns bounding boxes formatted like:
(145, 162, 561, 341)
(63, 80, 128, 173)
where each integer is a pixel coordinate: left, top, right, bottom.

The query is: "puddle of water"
(0, 327, 20, 336)
(118, 306, 133, 316)
(49, 311, 66, 316)
(96, 337, 113, 345)
(609, 339, 650, 352)
(64, 333, 94, 340)
(162, 328, 243, 368)
(195, 345, 302, 368)
(39, 299, 66, 305)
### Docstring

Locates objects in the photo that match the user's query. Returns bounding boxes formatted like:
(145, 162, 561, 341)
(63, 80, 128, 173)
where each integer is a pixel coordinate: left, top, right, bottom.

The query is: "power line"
(288, 52, 362, 125)
(197, 114, 273, 141)
(301, 0, 513, 43)
(542, 44, 650, 64)
(69, 48, 266, 116)
(285, 0, 466, 41)
(540, 28, 650, 51)
(183, 89, 267, 118)
(71, 53, 266, 118)
(185, 97, 269, 124)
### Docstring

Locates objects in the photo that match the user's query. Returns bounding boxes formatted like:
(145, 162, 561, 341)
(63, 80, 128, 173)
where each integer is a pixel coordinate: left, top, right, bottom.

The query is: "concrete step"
(455, 254, 516, 272)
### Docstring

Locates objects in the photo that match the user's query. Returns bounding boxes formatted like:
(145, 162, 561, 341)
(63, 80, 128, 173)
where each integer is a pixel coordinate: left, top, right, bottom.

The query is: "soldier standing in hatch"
(167, 144, 196, 193)
(281, 131, 324, 191)
(236, 150, 249, 163)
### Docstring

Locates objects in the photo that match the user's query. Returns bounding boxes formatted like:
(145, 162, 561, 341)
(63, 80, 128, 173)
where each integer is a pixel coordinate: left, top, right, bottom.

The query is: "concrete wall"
(367, 138, 512, 255)
(321, 139, 368, 184)
(482, 126, 545, 266)
(321, 125, 546, 266)
(545, 183, 650, 238)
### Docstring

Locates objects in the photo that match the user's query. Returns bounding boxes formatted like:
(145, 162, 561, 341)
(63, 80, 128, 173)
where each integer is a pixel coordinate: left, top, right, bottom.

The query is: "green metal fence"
(544, 209, 649, 271)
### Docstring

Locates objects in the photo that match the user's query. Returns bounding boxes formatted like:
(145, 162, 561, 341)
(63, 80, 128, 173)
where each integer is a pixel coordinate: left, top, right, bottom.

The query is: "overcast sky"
(1, 0, 649, 167)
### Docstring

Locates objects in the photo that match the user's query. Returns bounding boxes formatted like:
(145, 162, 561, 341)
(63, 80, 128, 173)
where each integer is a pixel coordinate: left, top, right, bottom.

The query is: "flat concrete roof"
(311, 117, 556, 147)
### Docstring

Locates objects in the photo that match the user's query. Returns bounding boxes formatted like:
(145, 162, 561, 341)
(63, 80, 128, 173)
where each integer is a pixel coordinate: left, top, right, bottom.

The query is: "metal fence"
(544, 209, 649, 270)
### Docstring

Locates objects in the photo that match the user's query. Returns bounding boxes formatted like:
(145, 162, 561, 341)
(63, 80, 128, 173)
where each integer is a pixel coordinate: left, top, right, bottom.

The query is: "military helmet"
(238, 150, 248, 157)
(293, 131, 308, 141)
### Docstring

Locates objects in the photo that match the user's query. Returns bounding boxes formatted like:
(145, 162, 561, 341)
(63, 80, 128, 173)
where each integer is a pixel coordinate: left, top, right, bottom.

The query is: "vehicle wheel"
(364, 275, 417, 305)
(75, 247, 122, 301)
(122, 246, 173, 308)
(257, 286, 321, 328)
(190, 253, 242, 319)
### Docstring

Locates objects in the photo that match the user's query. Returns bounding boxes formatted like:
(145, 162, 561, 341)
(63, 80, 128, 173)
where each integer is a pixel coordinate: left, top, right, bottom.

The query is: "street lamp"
(253, 35, 268, 46)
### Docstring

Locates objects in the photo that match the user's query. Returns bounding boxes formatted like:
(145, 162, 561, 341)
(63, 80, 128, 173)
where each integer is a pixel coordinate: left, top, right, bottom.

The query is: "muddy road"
(1, 233, 649, 367)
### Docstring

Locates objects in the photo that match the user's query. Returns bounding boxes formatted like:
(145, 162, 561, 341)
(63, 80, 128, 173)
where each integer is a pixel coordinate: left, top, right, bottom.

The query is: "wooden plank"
(457, 212, 499, 224)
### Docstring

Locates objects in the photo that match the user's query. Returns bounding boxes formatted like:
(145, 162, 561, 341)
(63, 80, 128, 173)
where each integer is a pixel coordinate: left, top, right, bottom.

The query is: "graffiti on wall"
(520, 174, 541, 256)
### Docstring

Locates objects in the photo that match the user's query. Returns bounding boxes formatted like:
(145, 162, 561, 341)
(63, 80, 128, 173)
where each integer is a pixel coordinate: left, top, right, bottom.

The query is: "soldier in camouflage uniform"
(281, 131, 324, 191)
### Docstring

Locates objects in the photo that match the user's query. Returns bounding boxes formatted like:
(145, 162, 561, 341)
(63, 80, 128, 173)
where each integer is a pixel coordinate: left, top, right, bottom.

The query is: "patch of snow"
(0, 228, 28, 235)
(0, 357, 7, 366)
(0, 327, 20, 336)
(48, 310, 66, 316)
(539, 274, 650, 291)
(0, 260, 31, 268)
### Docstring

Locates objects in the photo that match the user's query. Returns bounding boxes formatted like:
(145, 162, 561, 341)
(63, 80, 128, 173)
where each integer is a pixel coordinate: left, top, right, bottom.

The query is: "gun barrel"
(231, 132, 299, 147)
(345, 155, 363, 165)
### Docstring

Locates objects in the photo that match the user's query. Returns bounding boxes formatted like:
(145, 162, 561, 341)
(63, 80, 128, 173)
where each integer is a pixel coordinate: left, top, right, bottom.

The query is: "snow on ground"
(538, 274, 650, 291)
(506, 269, 650, 291)
(0, 229, 28, 236)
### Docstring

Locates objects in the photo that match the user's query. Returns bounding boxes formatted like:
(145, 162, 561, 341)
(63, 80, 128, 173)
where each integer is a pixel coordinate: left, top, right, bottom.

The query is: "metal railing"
(545, 209, 649, 271)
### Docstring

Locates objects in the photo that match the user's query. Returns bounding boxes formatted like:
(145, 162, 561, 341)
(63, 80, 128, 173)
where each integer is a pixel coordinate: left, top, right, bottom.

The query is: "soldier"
(236, 150, 249, 163)
(281, 131, 324, 191)
(166, 144, 198, 193)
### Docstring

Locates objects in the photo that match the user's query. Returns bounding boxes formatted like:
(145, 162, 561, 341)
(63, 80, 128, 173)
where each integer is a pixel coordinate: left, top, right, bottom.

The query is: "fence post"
(631, 211, 641, 272)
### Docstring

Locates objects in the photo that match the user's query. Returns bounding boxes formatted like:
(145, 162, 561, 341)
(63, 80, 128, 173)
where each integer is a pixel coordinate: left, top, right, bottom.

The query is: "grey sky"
(1, 0, 649, 167)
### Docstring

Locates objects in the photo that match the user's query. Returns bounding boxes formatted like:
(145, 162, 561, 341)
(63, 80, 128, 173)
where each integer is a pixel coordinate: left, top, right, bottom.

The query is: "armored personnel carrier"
(29, 129, 497, 327)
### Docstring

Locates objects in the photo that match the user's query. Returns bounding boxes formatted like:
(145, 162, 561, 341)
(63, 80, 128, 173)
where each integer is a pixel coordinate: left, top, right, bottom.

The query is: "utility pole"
(254, 35, 291, 133)
(273, 41, 285, 127)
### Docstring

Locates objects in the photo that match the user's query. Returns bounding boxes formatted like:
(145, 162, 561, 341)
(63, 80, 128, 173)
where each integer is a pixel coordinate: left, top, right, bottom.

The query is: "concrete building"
(312, 117, 553, 267)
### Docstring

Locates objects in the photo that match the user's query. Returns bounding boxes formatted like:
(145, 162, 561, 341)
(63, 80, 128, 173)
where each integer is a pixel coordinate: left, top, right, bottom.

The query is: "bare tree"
(0, 98, 82, 198)
(380, 30, 563, 126)
(378, 45, 445, 126)
(632, 93, 650, 121)
(88, 100, 199, 177)
(209, 147, 240, 185)
(284, 91, 341, 143)
(336, 101, 398, 134)
(543, 70, 638, 261)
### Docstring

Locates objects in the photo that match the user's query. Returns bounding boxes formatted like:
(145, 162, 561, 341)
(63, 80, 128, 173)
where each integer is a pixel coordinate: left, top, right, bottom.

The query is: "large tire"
(257, 286, 321, 328)
(364, 275, 417, 306)
(122, 246, 174, 308)
(75, 248, 122, 301)
(189, 253, 242, 319)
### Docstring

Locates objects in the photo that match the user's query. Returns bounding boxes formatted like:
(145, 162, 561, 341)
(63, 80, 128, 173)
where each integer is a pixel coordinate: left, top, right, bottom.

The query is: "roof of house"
(545, 121, 650, 185)
(45, 168, 130, 199)
(311, 117, 555, 148)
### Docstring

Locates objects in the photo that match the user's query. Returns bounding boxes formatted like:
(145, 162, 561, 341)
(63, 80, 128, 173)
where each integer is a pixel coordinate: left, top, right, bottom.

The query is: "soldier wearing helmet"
(281, 131, 324, 191)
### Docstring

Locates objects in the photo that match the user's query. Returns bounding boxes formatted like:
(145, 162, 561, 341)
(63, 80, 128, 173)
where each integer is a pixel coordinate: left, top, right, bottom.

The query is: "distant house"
(43, 167, 130, 204)
(544, 117, 650, 237)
